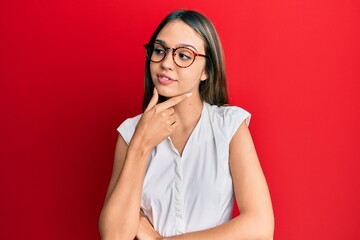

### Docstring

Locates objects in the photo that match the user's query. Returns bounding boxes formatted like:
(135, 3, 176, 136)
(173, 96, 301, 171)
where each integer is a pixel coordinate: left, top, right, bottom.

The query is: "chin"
(155, 87, 179, 98)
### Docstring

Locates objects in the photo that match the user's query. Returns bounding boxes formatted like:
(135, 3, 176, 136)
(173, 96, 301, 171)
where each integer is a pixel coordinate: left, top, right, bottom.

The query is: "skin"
(98, 20, 274, 240)
(149, 20, 208, 155)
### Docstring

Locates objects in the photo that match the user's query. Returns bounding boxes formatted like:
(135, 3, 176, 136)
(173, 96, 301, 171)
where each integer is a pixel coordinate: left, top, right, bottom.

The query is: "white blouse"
(117, 102, 251, 237)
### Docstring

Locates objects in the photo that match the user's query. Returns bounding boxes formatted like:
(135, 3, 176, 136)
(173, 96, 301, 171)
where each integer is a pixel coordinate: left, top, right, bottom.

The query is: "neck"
(173, 95, 203, 132)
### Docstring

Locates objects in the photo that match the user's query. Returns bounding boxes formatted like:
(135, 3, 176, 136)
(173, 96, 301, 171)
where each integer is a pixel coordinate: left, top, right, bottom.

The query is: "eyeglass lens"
(147, 43, 195, 68)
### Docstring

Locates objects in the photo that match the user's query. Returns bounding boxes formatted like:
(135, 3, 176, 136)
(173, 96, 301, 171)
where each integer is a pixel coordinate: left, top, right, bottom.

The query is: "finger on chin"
(145, 88, 159, 112)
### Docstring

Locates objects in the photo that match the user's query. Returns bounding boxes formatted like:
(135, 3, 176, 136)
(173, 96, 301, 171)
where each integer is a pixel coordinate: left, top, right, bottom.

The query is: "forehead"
(156, 20, 205, 51)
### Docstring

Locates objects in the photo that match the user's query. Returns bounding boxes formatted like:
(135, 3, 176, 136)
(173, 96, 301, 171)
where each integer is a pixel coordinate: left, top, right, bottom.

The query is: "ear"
(200, 70, 208, 81)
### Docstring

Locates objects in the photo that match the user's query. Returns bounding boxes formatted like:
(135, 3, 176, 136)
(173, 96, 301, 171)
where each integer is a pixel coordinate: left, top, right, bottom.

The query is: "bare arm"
(159, 121, 274, 240)
(99, 134, 149, 240)
(98, 89, 192, 240)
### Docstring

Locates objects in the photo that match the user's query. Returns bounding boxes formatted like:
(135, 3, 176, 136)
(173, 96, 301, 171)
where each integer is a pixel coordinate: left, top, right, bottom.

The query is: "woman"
(99, 10, 274, 240)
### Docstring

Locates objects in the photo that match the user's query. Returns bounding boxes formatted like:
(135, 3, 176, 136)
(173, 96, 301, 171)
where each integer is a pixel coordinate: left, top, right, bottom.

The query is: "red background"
(1, 0, 359, 239)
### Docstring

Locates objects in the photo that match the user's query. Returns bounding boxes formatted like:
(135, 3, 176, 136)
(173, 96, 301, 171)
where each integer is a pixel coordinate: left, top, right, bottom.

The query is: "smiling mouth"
(157, 75, 176, 85)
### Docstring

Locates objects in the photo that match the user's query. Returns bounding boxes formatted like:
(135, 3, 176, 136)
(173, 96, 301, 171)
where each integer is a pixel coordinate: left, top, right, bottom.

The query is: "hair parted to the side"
(142, 10, 228, 111)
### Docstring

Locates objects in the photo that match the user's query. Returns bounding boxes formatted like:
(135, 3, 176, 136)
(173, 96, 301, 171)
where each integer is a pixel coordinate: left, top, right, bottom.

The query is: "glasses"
(144, 42, 208, 68)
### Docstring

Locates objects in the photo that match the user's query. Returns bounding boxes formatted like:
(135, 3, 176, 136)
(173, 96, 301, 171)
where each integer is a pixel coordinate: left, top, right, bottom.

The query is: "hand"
(130, 88, 191, 153)
(136, 211, 163, 240)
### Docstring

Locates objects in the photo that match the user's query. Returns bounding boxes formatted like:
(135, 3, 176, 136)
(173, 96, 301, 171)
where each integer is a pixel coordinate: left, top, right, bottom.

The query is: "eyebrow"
(155, 39, 199, 52)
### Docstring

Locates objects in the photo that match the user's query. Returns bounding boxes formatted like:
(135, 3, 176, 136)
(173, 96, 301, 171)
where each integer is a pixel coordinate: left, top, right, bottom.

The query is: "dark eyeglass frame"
(144, 42, 208, 68)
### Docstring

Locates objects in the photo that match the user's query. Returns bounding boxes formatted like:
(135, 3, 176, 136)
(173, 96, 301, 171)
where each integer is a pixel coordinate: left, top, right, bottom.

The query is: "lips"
(157, 73, 176, 85)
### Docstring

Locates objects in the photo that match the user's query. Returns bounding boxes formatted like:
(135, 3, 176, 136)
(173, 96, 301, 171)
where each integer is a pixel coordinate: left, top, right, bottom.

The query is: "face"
(150, 20, 208, 99)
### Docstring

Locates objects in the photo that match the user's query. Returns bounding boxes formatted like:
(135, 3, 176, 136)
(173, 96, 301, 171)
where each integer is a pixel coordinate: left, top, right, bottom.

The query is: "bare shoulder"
(229, 120, 261, 185)
(229, 121, 253, 154)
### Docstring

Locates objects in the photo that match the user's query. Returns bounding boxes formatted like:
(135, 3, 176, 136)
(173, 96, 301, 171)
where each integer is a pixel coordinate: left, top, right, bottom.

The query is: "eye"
(179, 53, 191, 60)
(152, 43, 167, 56)
(153, 47, 165, 56)
(177, 48, 194, 61)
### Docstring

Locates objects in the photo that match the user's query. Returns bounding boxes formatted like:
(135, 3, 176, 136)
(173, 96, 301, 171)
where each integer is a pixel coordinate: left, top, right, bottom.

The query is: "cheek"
(182, 65, 205, 81)
(149, 63, 157, 78)
(179, 72, 202, 87)
(149, 63, 154, 73)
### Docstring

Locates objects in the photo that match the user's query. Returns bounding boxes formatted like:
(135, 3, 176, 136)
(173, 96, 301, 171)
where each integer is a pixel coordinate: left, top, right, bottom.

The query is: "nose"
(160, 50, 175, 70)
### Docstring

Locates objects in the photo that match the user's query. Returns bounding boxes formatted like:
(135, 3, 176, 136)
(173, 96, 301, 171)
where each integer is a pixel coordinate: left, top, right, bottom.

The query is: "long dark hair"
(142, 10, 228, 111)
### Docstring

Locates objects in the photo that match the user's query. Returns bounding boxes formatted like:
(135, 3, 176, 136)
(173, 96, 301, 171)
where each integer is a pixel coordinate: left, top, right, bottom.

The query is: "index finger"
(144, 88, 159, 113)
(157, 92, 192, 110)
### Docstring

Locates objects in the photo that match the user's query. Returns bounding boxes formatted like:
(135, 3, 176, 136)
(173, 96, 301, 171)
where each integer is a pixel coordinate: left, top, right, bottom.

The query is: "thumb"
(144, 88, 159, 112)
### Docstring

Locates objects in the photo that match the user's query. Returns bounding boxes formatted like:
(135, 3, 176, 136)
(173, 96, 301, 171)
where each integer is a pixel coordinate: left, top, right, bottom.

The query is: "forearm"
(164, 213, 274, 240)
(99, 91, 192, 239)
(99, 144, 150, 240)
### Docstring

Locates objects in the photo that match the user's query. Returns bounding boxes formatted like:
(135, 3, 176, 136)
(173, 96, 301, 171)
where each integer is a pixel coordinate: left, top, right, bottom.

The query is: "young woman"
(99, 10, 274, 240)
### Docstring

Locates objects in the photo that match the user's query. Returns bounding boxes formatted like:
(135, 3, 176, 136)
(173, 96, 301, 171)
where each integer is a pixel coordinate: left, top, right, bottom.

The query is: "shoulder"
(116, 113, 143, 145)
(205, 102, 251, 126)
(205, 102, 251, 141)
(117, 113, 142, 131)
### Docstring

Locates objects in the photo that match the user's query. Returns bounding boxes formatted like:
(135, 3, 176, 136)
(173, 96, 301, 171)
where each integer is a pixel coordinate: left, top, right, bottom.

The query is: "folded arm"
(139, 121, 274, 240)
(98, 90, 192, 240)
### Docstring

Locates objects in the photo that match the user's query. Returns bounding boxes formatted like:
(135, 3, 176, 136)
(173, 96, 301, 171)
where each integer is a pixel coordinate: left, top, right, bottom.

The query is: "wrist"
(127, 139, 152, 160)
(129, 131, 154, 154)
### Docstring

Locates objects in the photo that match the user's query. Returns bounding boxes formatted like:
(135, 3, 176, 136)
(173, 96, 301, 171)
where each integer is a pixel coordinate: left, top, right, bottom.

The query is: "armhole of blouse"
(116, 114, 142, 145)
(228, 107, 251, 141)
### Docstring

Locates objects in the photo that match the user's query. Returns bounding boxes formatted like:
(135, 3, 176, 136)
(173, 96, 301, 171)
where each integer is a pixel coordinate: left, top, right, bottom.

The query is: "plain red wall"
(1, 0, 359, 239)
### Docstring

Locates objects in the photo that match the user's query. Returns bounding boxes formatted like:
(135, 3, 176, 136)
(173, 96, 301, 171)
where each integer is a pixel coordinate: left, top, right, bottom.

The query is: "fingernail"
(186, 93, 192, 97)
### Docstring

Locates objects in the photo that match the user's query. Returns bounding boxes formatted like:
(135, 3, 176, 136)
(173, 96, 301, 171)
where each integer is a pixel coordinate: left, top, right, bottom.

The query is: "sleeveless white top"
(117, 102, 250, 237)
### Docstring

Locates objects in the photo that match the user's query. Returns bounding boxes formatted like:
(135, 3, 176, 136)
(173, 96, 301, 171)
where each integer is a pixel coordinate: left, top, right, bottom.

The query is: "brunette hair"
(142, 10, 228, 111)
